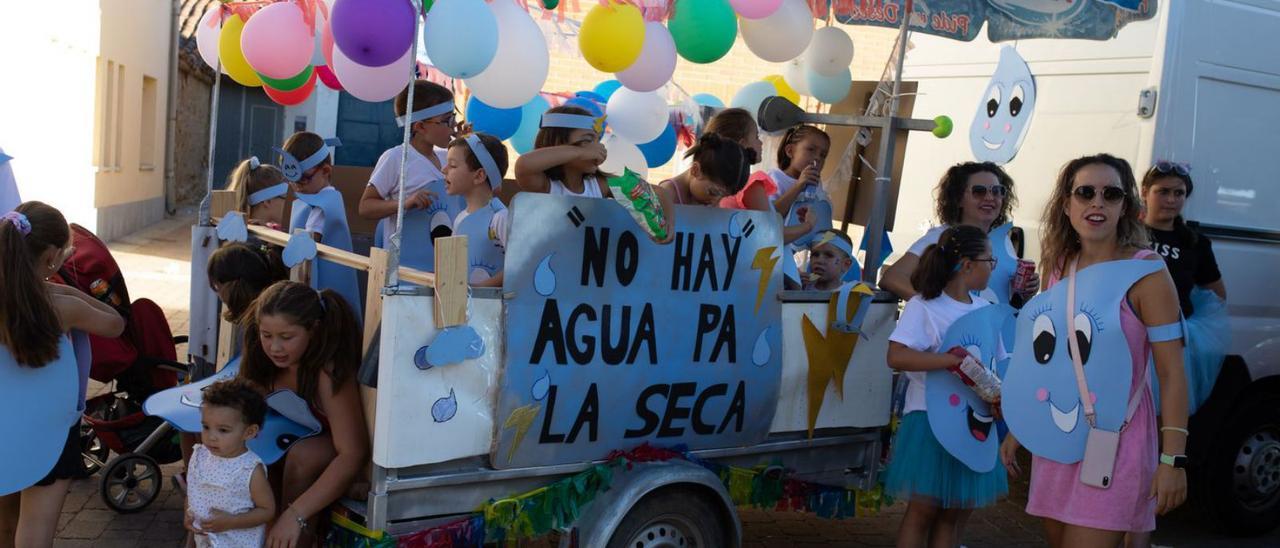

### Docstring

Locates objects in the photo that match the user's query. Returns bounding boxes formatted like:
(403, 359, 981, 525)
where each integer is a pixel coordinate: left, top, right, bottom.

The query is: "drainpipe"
(163, 0, 180, 216)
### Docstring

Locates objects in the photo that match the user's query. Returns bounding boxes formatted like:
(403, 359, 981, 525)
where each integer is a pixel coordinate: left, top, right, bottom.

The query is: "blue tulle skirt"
(884, 411, 1008, 509)
(1153, 287, 1230, 415)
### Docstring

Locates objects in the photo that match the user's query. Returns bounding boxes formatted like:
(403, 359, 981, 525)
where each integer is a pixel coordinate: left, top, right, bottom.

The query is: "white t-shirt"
(369, 144, 447, 201)
(889, 293, 996, 413)
(304, 208, 325, 236)
(907, 225, 949, 257)
(767, 168, 797, 200)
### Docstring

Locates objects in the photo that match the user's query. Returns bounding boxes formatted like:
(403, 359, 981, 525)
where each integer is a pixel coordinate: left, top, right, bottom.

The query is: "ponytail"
(0, 202, 70, 367)
(911, 225, 988, 300)
(240, 281, 360, 404)
(226, 158, 286, 214)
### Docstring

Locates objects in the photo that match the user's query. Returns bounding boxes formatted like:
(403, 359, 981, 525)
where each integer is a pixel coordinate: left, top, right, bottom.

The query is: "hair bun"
(698, 132, 723, 150)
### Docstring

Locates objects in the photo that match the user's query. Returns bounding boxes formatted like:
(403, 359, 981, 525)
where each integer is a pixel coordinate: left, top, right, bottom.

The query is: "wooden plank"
(215, 317, 235, 371)
(433, 236, 469, 327)
(210, 190, 239, 220)
(363, 247, 390, 353)
(239, 223, 436, 287)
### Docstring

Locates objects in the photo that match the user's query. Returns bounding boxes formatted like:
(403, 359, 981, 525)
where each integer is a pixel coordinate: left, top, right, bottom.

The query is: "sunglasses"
(971, 256, 998, 266)
(970, 184, 1007, 198)
(1151, 161, 1190, 177)
(1072, 185, 1126, 203)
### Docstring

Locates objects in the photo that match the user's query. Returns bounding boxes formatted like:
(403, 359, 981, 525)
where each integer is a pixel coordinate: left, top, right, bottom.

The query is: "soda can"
(1012, 259, 1036, 295)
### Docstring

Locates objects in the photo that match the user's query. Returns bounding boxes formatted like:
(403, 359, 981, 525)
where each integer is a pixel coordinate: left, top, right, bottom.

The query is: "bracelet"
(1160, 426, 1190, 436)
(289, 505, 308, 532)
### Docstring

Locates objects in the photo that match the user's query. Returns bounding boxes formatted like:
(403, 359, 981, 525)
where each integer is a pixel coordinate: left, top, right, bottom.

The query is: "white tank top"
(549, 176, 604, 199)
(187, 444, 265, 547)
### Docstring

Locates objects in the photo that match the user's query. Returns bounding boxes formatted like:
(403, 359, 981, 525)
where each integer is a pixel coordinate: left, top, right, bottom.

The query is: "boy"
(443, 132, 510, 287)
(805, 230, 855, 291)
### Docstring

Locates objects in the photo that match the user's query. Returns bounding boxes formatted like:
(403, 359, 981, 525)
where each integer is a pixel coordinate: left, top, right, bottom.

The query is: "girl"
(884, 224, 1008, 548)
(185, 378, 275, 547)
(0, 202, 125, 547)
(358, 80, 460, 240)
(442, 132, 510, 287)
(768, 125, 831, 216)
(240, 281, 367, 546)
(658, 133, 752, 207)
(225, 157, 288, 229)
(702, 107, 764, 166)
(882, 162, 1039, 303)
(208, 243, 289, 325)
(1001, 154, 1188, 547)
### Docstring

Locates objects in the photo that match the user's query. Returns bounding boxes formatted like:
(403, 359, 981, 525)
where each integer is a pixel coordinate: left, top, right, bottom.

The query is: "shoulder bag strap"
(1065, 260, 1098, 428)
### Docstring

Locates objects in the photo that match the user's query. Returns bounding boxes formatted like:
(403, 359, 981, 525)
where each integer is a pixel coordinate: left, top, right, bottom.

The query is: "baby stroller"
(53, 224, 190, 513)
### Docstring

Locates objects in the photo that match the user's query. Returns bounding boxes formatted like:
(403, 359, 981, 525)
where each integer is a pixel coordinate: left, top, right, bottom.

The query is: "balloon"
(511, 94, 551, 154)
(783, 57, 811, 96)
(466, 95, 522, 141)
(240, 2, 313, 79)
(809, 26, 855, 76)
(331, 44, 414, 102)
(730, 0, 782, 19)
(730, 81, 777, 119)
(693, 93, 724, 108)
(195, 7, 223, 71)
(606, 88, 668, 144)
(576, 91, 608, 105)
(330, 0, 417, 67)
(264, 72, 317, 106)
(668, 0, 737, 64)
(637, 123, 677, 168)
(321, 17, 336, 68)
(464, 0, 549, 108)
(807, 66, 852, 104)
(310, 7, 328, 67)
(617, 22, 677, 93)
(740, 0, 813, 63)
(218, 14, 262, 87)
(593, 80, 623, 101)
(600, 134, 648, 180)
(315, 65, 343, 90)
(763, 74, 800, 105)
(579, 2, 645, 73)
(259, 66, 314, 92)
(424, 0, 499, 78)
(564, 97, 605, 118)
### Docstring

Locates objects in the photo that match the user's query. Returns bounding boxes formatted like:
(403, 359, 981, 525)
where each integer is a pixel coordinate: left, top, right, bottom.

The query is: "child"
(658, 133, 752, 207)
(240, 281, 367, 544)
(359, 80, 459, 243)
(804, 230, 854, 291)
(225, 156, 288, 229)
(185, 378, 275, 547)
(769, 125, 831, 218)
(0, 202, 124, 546)
(443, 132, 509, 287)
(883, 225, 1007, 548)
(207, 243, 289, 324)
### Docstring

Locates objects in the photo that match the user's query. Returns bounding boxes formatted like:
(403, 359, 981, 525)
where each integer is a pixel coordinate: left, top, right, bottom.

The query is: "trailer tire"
(607, 487, 728, 548)
(1205, 392, 1280, 536)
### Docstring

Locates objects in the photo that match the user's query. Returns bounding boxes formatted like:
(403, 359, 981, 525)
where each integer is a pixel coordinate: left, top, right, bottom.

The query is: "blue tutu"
(1152, 287, 1230, 415)
(884, 411, 1008, 508)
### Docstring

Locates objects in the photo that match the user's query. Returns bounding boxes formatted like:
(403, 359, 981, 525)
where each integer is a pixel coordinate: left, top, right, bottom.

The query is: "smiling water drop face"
(969, 46, 1037, 165)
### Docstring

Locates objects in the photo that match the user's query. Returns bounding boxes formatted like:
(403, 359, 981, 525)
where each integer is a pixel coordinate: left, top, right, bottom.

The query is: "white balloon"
(600, 134, 648, 180)
(331, 43, 414, 103)
(739, 0, 813, 63)
(606, 88, 669, 144)
(310, 9, 328, 67)
(464, 0, 549, 108)
(617, 22, 677, 93)
(195, 7, 225, 73)
(783, 57, 810, 96)
(809, 26, 854, 76)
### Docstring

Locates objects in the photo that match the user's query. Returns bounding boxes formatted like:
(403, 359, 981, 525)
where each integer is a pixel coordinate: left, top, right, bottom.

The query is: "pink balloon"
(315, 65, 343, 91)
(240, 2, 313, 79)
(331, 43, 413, 102)
(731, 0, 783, 19)
(321, 19, 336, 68)
(617, 22, 677, 93)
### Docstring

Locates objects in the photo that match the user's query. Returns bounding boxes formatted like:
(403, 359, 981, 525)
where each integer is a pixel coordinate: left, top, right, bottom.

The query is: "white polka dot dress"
(187, 444, 266, 547)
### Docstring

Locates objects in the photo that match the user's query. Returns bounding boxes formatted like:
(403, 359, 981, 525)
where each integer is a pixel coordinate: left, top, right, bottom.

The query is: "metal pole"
(861, 2, 912, 284)
(385, 0, 423, 288)
(198, 62, 222, 226)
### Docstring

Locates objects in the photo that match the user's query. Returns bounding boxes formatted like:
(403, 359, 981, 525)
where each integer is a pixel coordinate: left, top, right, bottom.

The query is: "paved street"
(47, 215, 1280, 547)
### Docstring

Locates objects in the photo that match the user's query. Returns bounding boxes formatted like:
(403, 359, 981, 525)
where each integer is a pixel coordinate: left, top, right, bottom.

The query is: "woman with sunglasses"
(1000, 154, 1189, 547)
(882, 162, 1038, 303)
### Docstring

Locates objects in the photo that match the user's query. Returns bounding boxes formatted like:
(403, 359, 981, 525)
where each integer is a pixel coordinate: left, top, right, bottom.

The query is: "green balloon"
(668, 0, 737, 64)
(258, 66, 314, 92)
(541, 0, 558, 9)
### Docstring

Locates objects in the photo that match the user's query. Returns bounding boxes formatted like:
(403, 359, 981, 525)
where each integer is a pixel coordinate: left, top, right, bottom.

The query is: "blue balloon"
(807, 67, 852, 104)
(511, 94, 551, 154)
(730, 81, 778, 119)
(423, 0, 499, 79)
(638, 123, 677, 168)
(593, 80, 622, 101)
(466, 95, 522, 141)
(693, 93, 725, 108)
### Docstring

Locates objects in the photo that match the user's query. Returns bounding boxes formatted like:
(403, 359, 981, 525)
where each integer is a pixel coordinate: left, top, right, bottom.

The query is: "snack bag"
(606, 168, 667, 241)
(945, 346, 1002, 403)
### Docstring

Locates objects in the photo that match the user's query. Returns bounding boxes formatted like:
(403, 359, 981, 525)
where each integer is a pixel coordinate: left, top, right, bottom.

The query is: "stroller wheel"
(99, 453, 162, 514)
(79, 422, 109, 477)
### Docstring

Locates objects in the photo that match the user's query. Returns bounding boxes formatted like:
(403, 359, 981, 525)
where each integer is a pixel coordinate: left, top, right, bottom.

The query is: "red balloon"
(264, 71, 317, 105)
(315, 65, 343, 91)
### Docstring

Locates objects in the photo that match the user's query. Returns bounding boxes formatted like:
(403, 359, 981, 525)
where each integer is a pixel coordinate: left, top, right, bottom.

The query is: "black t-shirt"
(1149, 225, 1222, 317)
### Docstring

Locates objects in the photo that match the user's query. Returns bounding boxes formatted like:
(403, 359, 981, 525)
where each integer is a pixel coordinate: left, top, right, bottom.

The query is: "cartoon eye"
(1010, 84, 1026, 117)
(1070, 312, 1094, 364)
(1033, 314, 1055, 364)
(429, 210, 453, 241)
(964, 345, 984, 366)
(985, 86, 1002, 118)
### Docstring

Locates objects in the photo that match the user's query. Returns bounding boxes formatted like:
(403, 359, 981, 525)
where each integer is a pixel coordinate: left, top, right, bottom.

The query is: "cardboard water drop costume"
(926, 304, 1011, 472)
(0, 335, 82, 495)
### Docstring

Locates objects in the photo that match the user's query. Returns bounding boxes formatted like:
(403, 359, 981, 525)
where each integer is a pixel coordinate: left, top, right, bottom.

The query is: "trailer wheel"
(607, 488, 727, 548)
(1206, 392, 1280, 535)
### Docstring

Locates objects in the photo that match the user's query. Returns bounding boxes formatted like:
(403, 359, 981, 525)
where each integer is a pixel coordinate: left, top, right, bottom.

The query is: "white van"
(889, 0, 1280, 534)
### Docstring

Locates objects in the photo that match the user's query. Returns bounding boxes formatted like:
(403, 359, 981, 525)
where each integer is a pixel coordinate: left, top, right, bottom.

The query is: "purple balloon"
(331, 0, 417, 67)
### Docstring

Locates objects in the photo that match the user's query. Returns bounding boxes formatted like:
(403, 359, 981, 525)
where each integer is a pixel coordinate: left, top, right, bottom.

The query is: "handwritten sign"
(494, 195, 784, 468)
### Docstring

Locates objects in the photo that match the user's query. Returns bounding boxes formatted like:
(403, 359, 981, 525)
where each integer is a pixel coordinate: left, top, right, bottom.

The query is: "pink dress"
(1025, 251, 1159, 532)
(719, 172, 777, 210)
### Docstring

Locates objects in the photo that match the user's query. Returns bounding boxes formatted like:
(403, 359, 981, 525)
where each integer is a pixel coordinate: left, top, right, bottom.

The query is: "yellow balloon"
(219, 15, 263, 87)
(765, 74, 800, 105)
(579, 2, 645, 73)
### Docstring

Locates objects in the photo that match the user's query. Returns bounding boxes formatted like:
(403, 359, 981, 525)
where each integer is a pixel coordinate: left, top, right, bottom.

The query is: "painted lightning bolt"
(751, 246, 780, 314)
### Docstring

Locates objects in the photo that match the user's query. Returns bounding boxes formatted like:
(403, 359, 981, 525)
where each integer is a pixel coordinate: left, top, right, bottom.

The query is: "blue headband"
(464, 134, 503, 190)
(811, 231, 853, 258)
(396, 101, 455, 128)
(248, 183, 289, 206)
(540, 112, 605, 132)
(273, 138, 341, 182)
